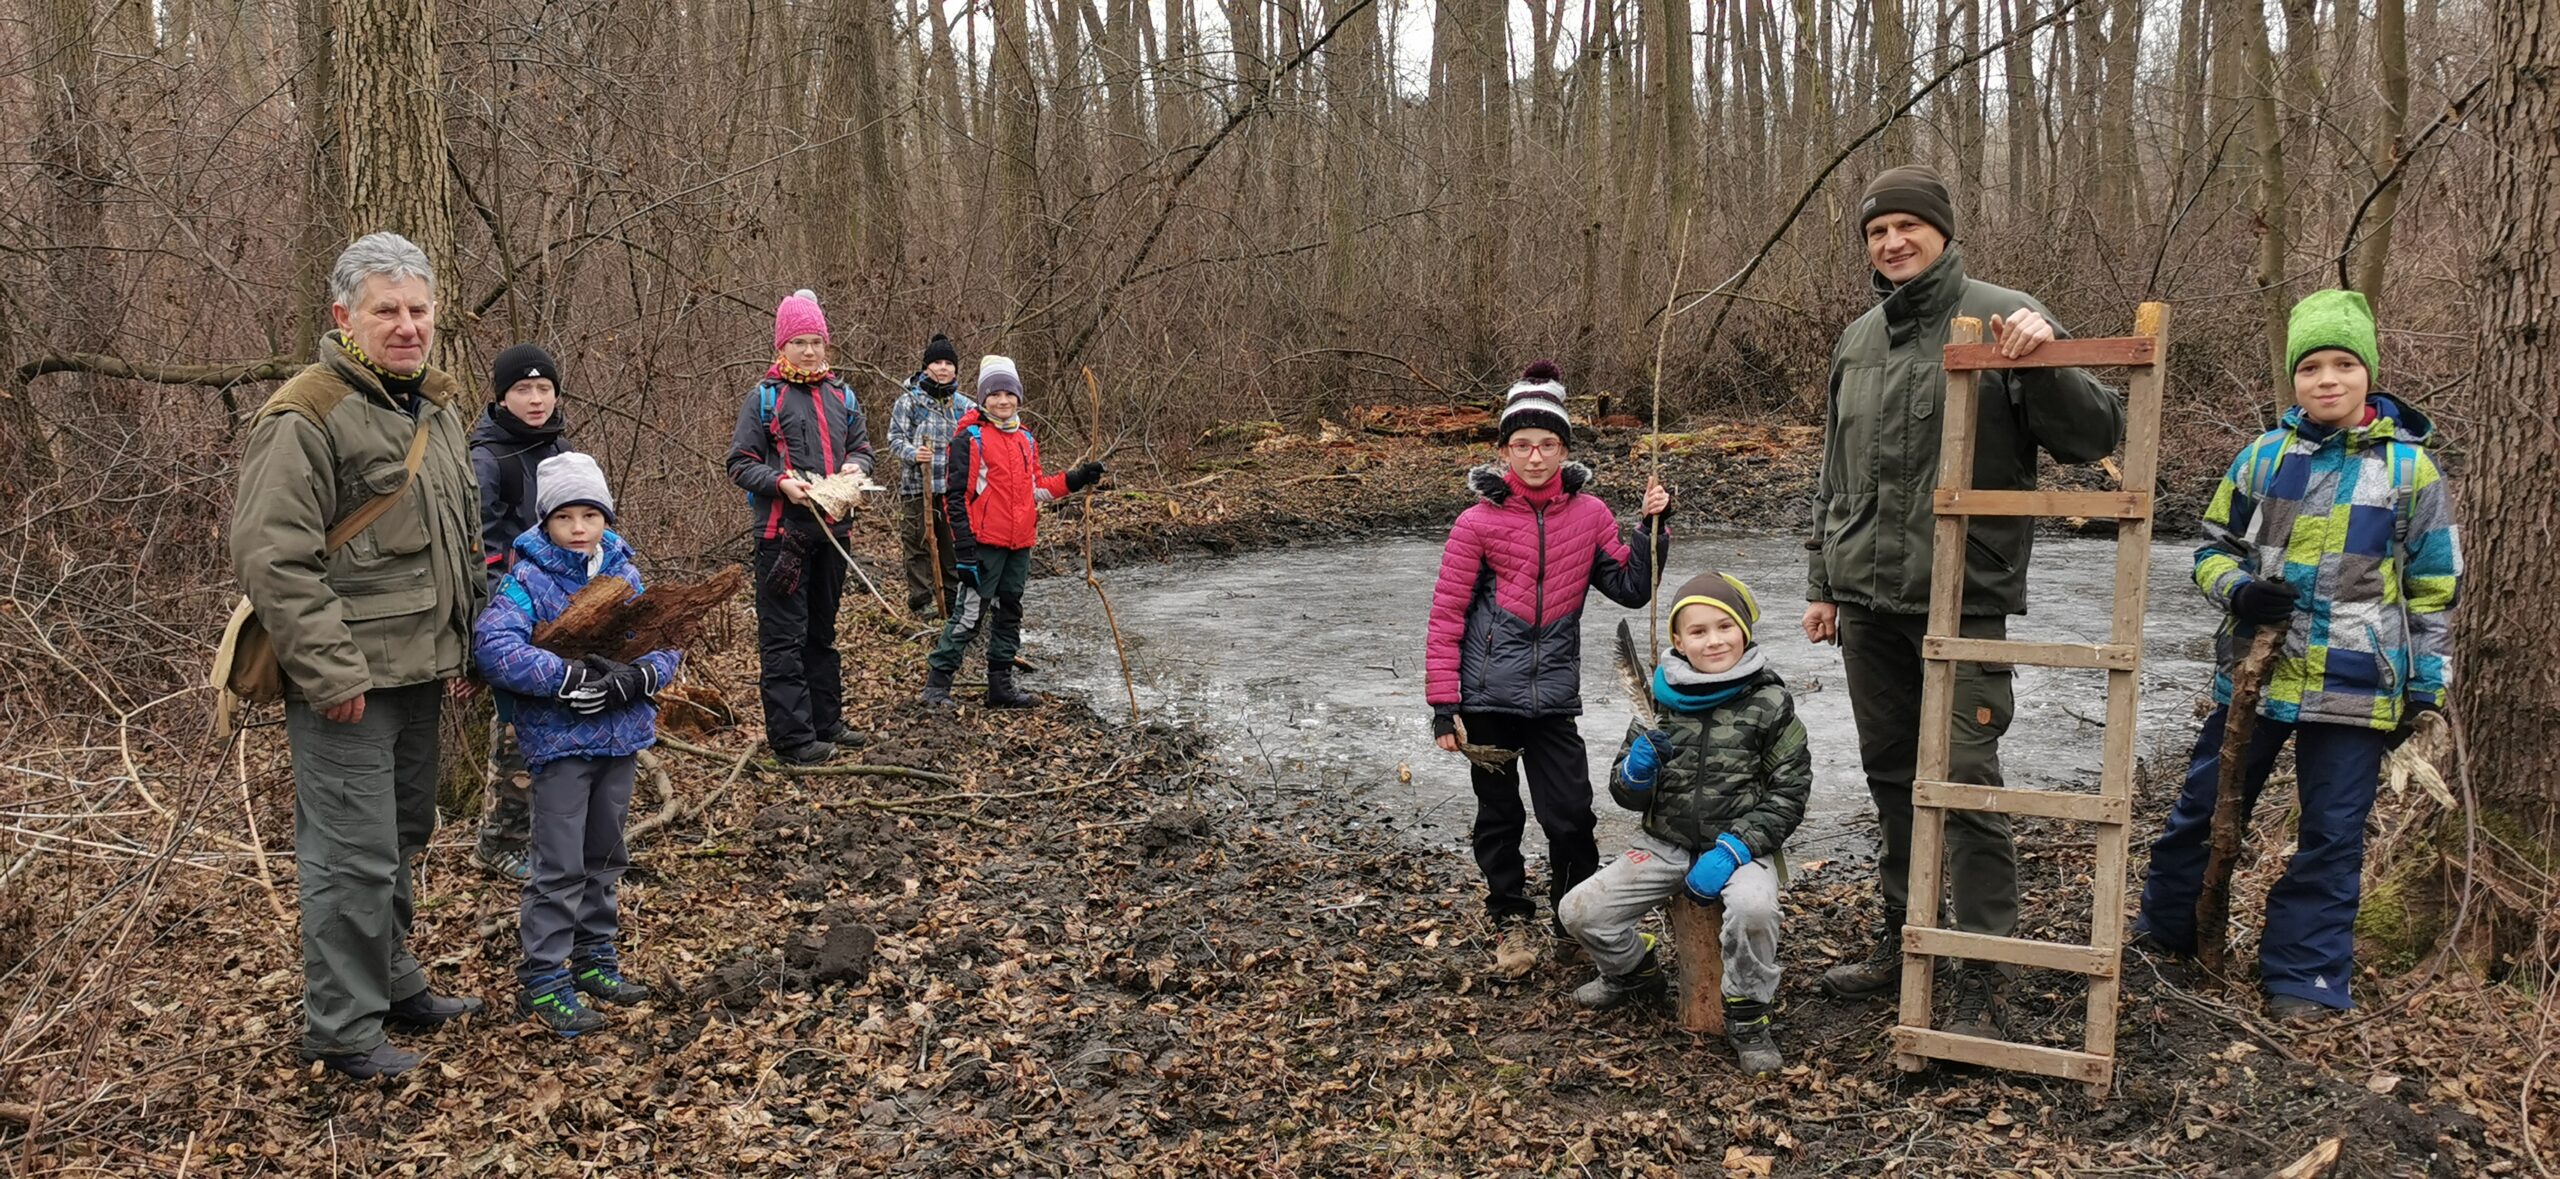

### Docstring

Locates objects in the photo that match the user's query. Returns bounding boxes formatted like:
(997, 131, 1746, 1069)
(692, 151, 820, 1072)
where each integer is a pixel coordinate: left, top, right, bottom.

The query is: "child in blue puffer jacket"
(473, 453, 682, 1037)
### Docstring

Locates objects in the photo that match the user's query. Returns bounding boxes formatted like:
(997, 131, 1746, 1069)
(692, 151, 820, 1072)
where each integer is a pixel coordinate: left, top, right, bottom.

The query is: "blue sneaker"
(572, 952, 653, 1006)
(519, 971, 606, 1037)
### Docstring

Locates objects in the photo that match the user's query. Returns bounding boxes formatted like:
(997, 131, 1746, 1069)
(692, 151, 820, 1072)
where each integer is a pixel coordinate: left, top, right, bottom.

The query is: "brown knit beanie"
(1860, 164, 1956, 242)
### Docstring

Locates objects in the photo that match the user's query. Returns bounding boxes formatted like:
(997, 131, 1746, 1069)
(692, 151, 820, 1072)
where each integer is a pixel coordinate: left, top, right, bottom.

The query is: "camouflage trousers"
(479, 713, 533, 850)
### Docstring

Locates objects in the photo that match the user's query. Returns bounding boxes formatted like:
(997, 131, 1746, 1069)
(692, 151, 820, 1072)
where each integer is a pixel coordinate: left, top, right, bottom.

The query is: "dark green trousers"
(284, 680, 441, 1055)
(1837, 605, 2018, 937)
(927, 545, 1033, 673)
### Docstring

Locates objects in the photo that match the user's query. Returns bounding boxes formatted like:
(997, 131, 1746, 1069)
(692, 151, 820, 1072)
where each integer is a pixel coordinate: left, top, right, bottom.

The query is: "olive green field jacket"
(228, 335, 484, 710)
(1806, 247, 2126, 617)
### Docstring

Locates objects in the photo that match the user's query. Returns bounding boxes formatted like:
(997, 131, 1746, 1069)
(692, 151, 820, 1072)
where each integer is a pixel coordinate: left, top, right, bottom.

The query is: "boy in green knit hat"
(2131, 288, 2463, 1020)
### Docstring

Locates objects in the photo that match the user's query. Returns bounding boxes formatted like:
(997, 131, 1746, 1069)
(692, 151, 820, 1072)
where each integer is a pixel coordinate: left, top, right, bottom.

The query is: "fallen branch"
(532, 567, 746, 662)
(2199, 626, 2284, 976)
(625, 750, 682, 839)
(655, 733, 959, 787)
(1081, 367, 1142, 725)
(14, 353, 299, 388)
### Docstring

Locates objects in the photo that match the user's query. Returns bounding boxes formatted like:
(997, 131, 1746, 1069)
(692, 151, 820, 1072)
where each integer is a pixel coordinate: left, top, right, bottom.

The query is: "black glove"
(1432, 711, 1457, 739)
(2230, 577, 2298, 625)
(953, 560, 982, 590)
(1065, 460, 1106, 492)
(601, 662, 657, 709)
(557, 660, 609, 715)
(2388, 699, 2442, 750)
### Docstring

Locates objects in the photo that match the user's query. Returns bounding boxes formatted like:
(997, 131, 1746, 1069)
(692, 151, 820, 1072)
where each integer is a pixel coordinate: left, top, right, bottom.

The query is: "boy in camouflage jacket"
(1558, 571, 1812, 1075)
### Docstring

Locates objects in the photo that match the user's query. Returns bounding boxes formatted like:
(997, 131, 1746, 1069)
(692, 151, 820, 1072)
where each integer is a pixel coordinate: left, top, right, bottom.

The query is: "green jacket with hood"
(229, 334, 485, 711)
(1806, 247, 2126, 616)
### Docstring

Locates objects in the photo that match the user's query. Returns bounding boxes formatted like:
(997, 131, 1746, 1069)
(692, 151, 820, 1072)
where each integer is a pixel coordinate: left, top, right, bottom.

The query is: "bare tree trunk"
(1655, 0, 1699, 228)
(35, 0, 120, 384)
(1321, 0, 1377, 416)
(994, 0, 1049, 370)
(1873, 0, 1912, 157)
(289, 0, 340, 355)
(2101, 0, 2141, 224)
(2458, 0, 2560, 860)
(2353, 0, 2411, 306)
(2237, 0, 2292, 392)
(2004, 0, 2040, 223)
(2170, 0, 2210, 203)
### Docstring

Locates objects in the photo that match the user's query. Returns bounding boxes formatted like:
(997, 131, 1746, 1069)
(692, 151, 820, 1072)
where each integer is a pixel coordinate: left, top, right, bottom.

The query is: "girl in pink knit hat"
(725, 289, 878, 765)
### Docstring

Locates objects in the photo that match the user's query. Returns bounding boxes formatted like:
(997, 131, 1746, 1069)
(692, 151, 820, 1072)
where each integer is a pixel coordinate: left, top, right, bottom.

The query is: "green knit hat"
(2286, 289, 2380, 383)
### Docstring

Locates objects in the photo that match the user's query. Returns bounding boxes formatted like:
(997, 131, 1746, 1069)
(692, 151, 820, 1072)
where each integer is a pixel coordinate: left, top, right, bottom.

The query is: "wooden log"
(2197, 626, 2285, 974)
(531, 565, 748, 663)
(1671, 897, 1726, 1034)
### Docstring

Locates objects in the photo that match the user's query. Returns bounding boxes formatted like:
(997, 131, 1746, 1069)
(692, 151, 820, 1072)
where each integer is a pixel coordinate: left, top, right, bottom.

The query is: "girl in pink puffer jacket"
(1427, 360, 1669, 958)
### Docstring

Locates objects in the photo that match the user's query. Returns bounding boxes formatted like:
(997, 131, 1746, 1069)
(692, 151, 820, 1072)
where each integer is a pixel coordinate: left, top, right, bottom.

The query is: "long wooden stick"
(1645, 211, 1694, 654)
(2197, 626, 2284, 975)
(794, 487, 903, 618)
(1079, 367, 1141, 723)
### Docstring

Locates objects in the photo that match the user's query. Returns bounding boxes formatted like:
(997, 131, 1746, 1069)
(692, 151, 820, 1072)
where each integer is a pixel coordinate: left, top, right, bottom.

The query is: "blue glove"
(1682, 833, 1753, 904)
(1619, 729, 1672, 794)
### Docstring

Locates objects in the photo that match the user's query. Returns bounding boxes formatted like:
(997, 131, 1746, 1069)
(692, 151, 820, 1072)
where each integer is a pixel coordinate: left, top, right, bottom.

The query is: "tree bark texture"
(337, 0, 457, 285)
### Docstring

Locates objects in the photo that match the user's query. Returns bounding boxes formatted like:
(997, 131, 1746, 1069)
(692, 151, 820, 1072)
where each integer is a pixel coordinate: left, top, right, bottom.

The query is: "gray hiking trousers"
(517, 754, 636, 984)
(1558, 830, 1783, 1002)
(285, 681, 441, 1056)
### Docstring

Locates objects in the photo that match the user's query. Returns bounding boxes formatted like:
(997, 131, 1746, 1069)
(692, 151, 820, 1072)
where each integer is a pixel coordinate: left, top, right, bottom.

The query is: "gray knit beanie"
(535, 452, 616, 523)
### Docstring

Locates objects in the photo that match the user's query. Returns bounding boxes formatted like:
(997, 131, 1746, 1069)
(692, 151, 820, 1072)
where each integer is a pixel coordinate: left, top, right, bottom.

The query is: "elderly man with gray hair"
(230, 232, 487, 1079)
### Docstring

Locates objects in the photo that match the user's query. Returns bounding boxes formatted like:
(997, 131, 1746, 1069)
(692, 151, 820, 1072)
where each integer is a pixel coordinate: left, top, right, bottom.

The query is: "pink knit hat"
(774, 288, 829, 352)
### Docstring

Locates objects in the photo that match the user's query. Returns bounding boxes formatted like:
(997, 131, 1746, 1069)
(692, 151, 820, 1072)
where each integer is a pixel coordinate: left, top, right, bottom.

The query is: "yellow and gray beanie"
(1669, 571, 1762, 644)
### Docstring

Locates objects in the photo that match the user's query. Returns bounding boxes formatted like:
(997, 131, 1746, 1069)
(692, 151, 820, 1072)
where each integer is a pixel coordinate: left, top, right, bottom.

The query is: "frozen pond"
(1025, 530, 2221, 863)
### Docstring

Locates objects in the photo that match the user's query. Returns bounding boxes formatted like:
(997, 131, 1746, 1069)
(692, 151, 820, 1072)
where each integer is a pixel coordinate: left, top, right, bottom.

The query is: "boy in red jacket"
(921, 355, 1104, 708)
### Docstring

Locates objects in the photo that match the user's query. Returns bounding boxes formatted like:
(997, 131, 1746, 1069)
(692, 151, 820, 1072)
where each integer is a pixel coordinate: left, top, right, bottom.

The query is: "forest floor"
(4, 421, 2538, 1176)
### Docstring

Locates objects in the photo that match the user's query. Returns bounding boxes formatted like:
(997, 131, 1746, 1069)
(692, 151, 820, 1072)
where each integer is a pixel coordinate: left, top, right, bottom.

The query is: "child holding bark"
(2131, 289, 2462, 1020)
(473, 453, 682, 1036)
(919, 355, 1104, 709)
(1425, 360, 1669, 972)
(725, 289, 877, 765)
(1558, 571, 1811, 1075)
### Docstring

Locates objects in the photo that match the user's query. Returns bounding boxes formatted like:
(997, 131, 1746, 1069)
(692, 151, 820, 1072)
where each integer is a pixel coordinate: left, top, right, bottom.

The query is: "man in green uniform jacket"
(1802, 166, 2126, 1038)
(230, 233, 489, 1079)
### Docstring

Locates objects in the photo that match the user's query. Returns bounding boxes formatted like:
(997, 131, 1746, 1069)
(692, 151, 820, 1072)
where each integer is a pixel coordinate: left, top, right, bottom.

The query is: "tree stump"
(531, 566, 747, 663)
(1671, 897, 1726, 1034)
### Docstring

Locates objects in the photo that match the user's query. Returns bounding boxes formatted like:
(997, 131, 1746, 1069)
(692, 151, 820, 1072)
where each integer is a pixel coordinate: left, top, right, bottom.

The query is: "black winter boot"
(1946, 964, 2011, 1039)
(920, 666, 955, 709)
(385, 987, 483, 1033)
(984, 662, 1038, 709)
(1725, 997, 1783, 1075)
(1820, 906, 1906, 1000)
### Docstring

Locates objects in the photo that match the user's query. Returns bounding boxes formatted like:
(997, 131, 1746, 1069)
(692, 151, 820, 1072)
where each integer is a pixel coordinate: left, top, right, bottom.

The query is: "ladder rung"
(1924, 636, 2138, 671)
(1942, 336, 2159, 372)
(1892, 1027, 2113, 1083)
(1914, 780, 2131, 825)
(1933, 489, 2153, 519)
(1904, 927, 2118, 977)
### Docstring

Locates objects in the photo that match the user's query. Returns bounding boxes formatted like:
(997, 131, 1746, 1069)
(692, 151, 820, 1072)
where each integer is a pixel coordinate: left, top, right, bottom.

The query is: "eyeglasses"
(1502, 440, 1564, 458)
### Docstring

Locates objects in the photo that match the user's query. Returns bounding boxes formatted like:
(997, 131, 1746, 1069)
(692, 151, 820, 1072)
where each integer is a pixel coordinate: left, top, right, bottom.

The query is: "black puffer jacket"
(468, 404, 574, 590)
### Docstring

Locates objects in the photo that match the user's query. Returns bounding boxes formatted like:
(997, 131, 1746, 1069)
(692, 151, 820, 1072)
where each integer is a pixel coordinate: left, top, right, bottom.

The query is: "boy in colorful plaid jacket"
(2132, 289, 2461, 1020)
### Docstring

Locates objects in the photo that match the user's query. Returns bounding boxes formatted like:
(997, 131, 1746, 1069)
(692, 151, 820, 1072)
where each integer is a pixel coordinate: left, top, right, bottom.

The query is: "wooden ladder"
(1891, 302, 2171, 1099)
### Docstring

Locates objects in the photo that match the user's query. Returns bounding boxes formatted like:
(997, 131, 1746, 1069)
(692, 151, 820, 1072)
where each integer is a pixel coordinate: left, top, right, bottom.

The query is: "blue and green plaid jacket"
(2193, 393, 2461, 730)
(886, 373, 975, 499)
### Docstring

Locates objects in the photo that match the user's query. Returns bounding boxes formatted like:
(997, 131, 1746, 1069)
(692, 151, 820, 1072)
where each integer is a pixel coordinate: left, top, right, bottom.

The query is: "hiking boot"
(572, 953, 653, 1006)
(520, 973, 607, 1037)
(818, 722, 870, 749)
(385, 987, 484, 1033)
(984, 664, 1038, 710)
(775, 740, 836, 767)
(1572, 934, 1669, 1009)
(2266, 993, 2342, 1022)
(1820, 907, 1906, 1000)
(470, 834, 532, 884)
(1725, 998, 1784, 1076)
(1946, 966, 2010, 1039)
(920, 666, 955, 709)
(306, 1040, 422, 1081)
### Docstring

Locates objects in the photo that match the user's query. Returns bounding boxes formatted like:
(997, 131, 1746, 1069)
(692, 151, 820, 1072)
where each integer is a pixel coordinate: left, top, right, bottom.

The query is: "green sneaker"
(519, 973, 606, 1037)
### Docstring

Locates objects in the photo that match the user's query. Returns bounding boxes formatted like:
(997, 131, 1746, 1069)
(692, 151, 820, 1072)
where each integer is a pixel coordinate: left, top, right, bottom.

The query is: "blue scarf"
(1652, 646, 1768, 714)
